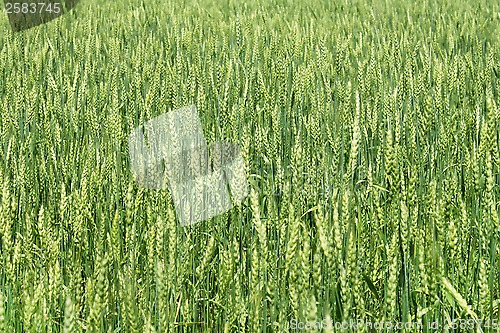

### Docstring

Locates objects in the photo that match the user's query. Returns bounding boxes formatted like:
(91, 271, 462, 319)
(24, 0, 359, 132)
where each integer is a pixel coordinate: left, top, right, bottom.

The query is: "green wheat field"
(0, 0, 499, 331)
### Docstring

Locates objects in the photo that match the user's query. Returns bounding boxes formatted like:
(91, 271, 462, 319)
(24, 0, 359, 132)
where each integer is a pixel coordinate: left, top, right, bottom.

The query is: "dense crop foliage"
(0, 0, 499, 331)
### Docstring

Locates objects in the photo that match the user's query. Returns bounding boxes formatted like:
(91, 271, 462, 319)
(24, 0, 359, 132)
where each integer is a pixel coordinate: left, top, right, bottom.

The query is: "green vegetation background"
(0, 0, 498, 331)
